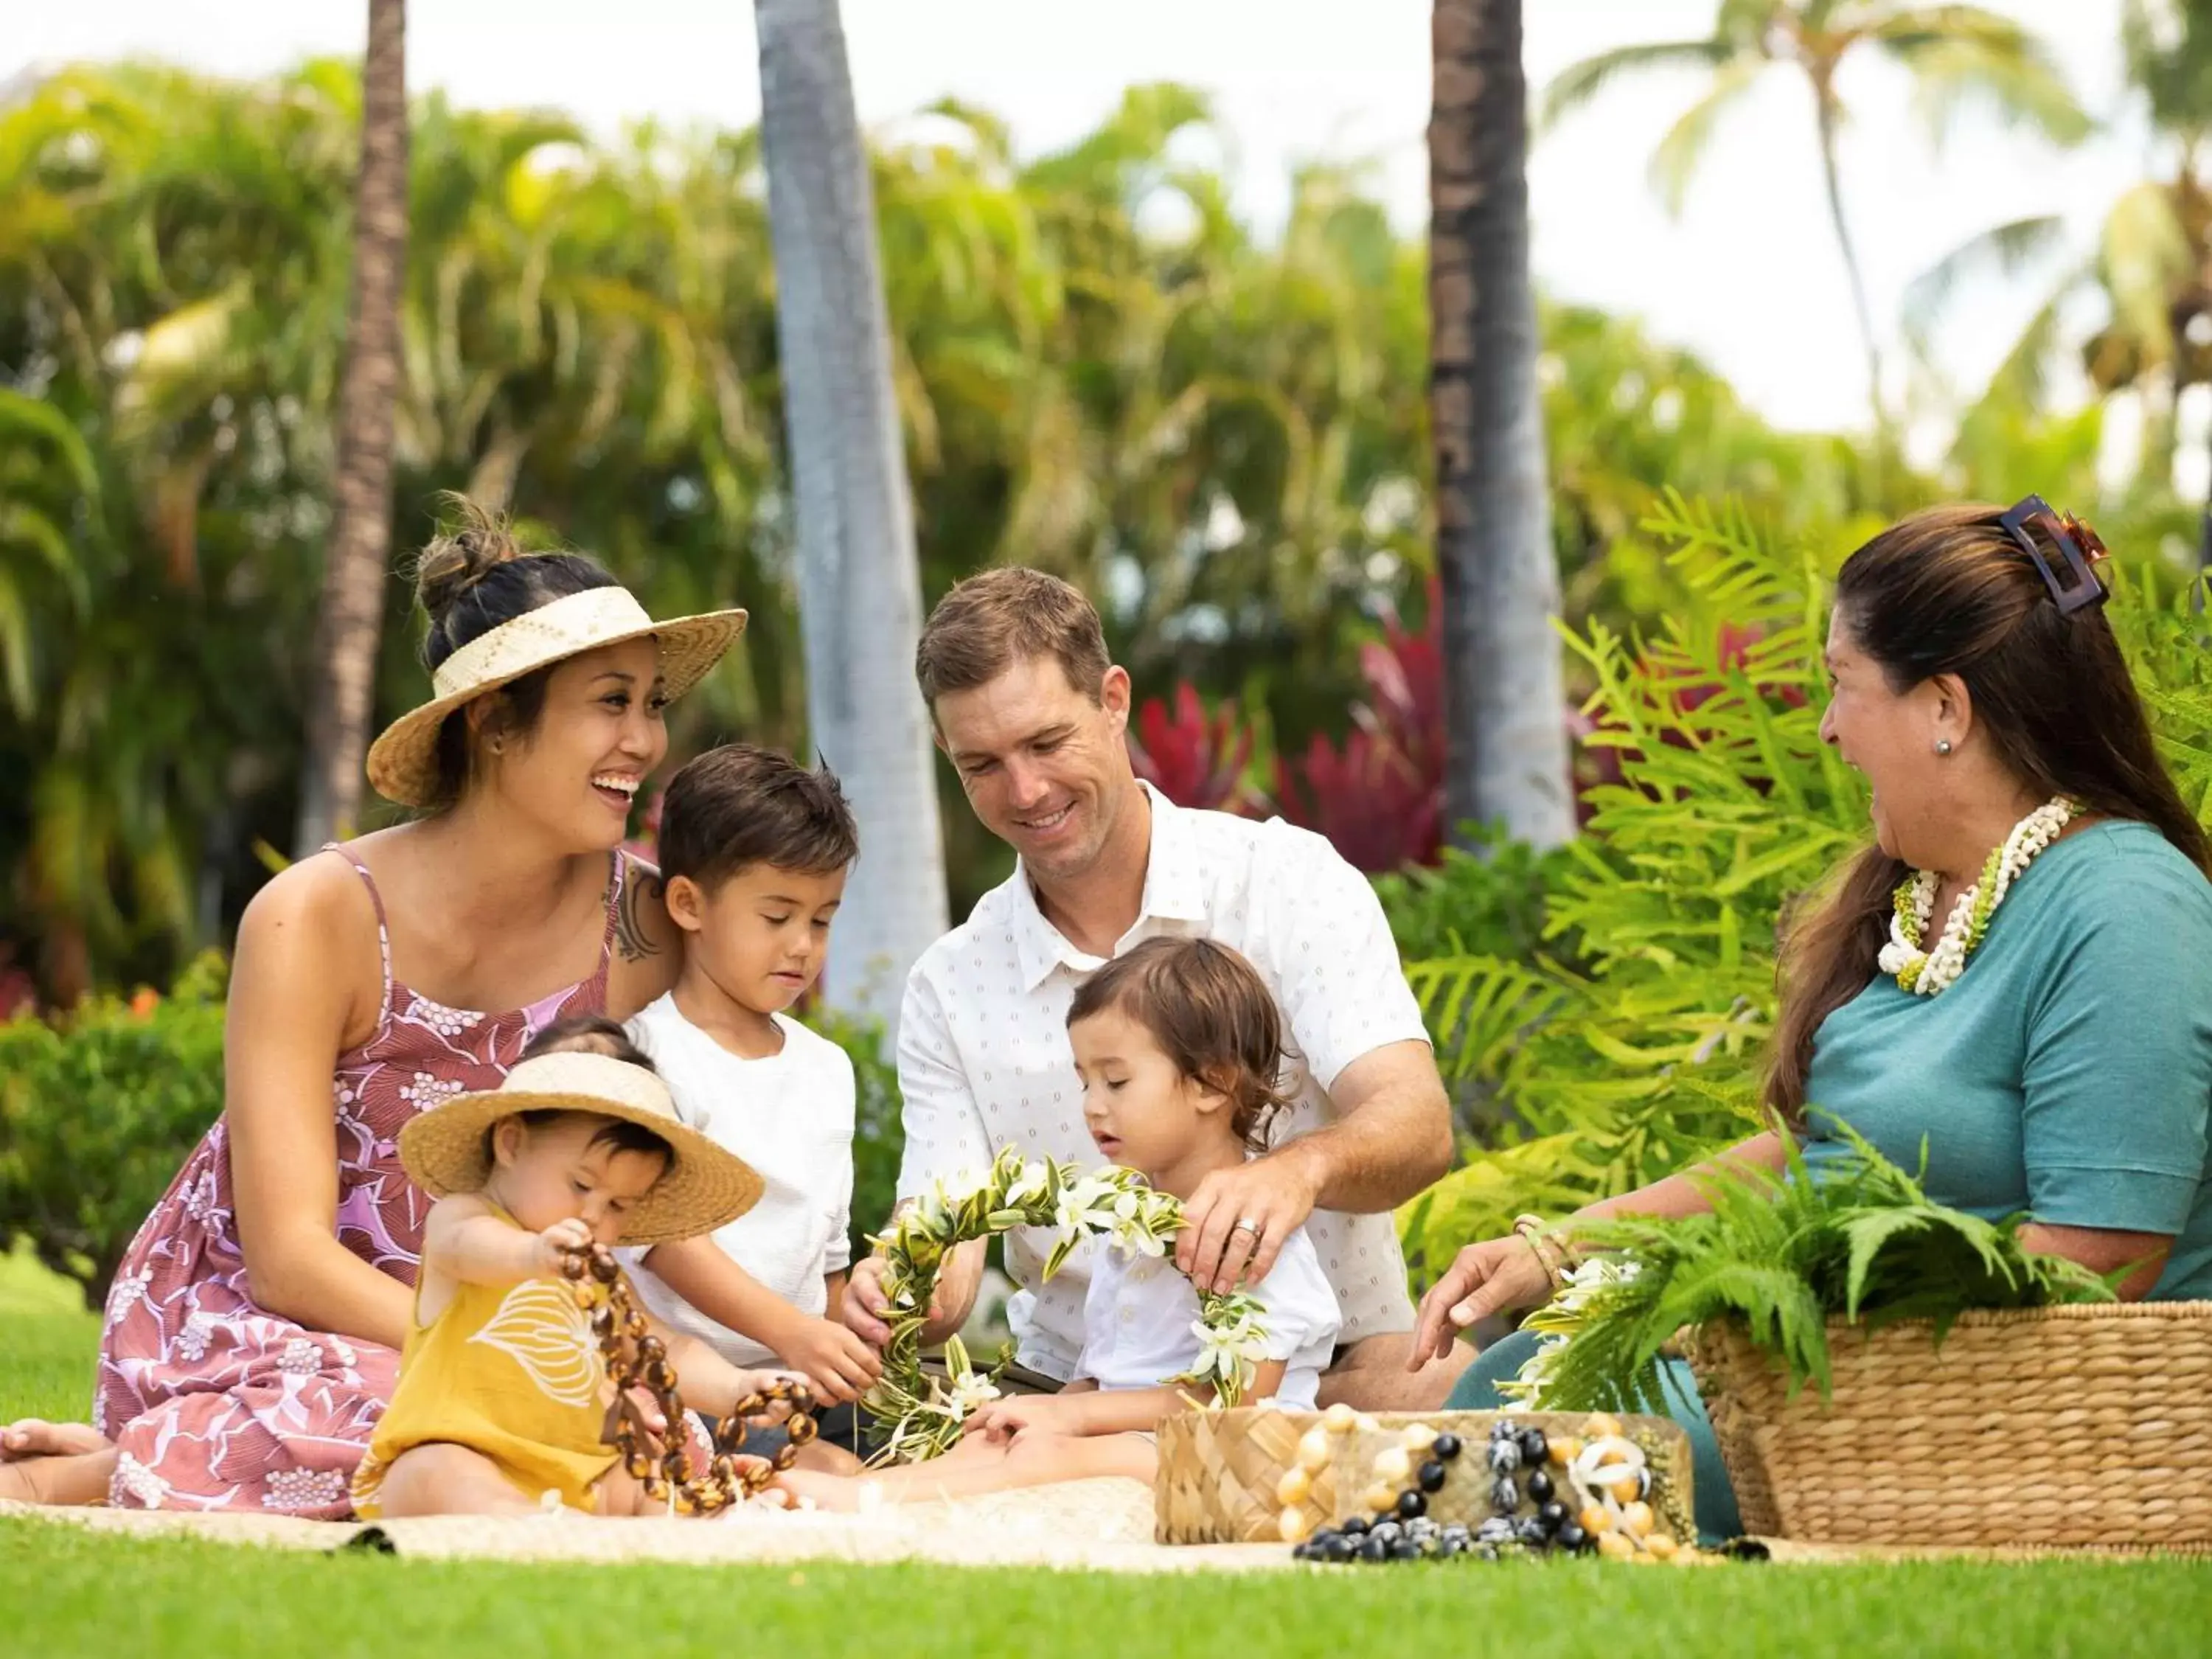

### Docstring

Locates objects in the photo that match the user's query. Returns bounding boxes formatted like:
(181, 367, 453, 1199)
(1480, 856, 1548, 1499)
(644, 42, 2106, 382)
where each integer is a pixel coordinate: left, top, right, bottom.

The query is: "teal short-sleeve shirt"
(1800, 820, 2212, 1299)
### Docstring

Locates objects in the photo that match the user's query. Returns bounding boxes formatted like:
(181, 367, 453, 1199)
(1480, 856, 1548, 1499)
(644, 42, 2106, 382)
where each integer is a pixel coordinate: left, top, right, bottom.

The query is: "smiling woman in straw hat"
(0, 495, 747, 1518)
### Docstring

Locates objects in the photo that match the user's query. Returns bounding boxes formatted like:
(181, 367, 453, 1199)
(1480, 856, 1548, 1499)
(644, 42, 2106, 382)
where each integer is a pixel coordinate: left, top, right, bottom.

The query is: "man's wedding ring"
(1231, 1217, 1262, 1237)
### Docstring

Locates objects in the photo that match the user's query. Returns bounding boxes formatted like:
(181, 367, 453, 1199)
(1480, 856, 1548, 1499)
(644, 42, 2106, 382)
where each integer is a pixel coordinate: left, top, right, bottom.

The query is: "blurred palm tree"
(754, 0, 948, 1026)
(296, 0, 409, 854)
(1905, 0, 2212, 561)
(1431, 0, 1573, 850)
(1543, 1, 2089, 433)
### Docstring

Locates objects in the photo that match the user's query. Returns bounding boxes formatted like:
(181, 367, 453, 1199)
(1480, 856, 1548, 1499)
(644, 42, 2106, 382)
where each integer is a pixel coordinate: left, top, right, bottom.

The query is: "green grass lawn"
(5, 1245, 2209, 1658)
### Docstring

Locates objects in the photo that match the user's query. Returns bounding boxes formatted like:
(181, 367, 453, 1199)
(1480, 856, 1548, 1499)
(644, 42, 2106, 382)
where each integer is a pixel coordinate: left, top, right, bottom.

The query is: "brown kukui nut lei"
(559, 1242, 817, 1514)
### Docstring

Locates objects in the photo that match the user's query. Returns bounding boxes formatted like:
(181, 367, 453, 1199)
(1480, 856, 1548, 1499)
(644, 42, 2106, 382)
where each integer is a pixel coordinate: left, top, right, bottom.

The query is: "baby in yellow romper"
(353, 1016, 821, 1517)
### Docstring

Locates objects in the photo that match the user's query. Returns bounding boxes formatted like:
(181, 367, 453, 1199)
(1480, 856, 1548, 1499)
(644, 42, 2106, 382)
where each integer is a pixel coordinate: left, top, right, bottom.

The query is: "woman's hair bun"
(412, 493, 529, 626)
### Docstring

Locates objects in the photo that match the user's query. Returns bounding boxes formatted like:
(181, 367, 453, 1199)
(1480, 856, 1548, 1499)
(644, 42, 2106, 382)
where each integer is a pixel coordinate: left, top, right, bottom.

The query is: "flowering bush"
(0, 953, 229, 1302)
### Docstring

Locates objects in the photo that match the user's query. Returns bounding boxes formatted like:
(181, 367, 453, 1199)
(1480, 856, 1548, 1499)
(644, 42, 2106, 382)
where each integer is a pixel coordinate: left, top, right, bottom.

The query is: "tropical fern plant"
(1397, 493, 2212, 1285)
(1512, 1125, 2117, 1416)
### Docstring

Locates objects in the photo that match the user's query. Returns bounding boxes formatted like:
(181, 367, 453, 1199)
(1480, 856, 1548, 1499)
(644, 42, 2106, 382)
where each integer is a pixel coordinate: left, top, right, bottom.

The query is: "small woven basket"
(1688, 1301, 2212, 1550)
(1156, 1407, 1336, 1543)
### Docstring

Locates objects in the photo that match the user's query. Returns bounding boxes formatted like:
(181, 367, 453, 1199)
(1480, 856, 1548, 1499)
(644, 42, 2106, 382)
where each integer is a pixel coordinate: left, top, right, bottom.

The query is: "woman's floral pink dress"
(91, 847, 631, 1517)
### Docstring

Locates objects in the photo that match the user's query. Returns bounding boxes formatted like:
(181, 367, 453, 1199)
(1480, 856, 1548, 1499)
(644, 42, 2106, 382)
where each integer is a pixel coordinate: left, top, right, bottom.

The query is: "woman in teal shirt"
(1411, 498, 2212, 1540)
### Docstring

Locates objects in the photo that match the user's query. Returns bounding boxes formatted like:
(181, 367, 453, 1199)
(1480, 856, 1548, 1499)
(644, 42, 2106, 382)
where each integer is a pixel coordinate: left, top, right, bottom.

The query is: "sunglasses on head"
(1999, 495, 2110, 616)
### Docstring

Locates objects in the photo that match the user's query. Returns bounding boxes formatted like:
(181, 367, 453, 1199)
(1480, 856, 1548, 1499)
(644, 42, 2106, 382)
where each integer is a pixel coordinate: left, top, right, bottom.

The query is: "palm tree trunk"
(294, 0, 408, 855)
(1429, 0, 1573, 851)
(754, 0, 949, 1030)
(1812, 83, 1887, 437)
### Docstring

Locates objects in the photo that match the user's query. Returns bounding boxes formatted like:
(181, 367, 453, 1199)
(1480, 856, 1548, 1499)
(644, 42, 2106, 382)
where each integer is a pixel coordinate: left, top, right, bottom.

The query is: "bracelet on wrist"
(1511, 1213, 1571, 1293)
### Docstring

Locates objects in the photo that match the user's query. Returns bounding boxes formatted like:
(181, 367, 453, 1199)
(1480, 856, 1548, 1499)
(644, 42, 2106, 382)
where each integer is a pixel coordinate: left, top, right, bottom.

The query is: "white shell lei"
(1877, 796, 2077, 996)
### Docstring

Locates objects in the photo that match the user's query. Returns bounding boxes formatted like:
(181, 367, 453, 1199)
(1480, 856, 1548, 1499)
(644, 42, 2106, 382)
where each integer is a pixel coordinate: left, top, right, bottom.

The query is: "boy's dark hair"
(1065, 936, 1295, 1151)
(656, 744, 858, 891)
(493, 1015, 672, 1165)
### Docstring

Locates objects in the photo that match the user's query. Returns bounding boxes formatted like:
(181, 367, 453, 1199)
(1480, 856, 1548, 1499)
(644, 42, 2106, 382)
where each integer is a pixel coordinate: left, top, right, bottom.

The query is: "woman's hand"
(1408, 1234, 1555, 1368)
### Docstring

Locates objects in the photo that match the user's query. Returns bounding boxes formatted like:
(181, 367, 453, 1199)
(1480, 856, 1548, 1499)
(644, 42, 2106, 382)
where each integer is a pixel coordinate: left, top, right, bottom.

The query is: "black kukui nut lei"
(1290, 1415, 1636, 1566)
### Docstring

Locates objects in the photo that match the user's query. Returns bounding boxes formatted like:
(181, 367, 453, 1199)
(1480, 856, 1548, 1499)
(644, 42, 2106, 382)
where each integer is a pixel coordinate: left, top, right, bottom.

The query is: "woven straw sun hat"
(364, 585, 748, 808)
(397, 1051, 762, 1247)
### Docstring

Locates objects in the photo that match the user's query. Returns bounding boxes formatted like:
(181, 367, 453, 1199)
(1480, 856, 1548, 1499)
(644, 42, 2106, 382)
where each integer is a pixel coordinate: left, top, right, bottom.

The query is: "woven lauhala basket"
(1688, 1301, 2212, 1550)
(1156, 1407, 1331, 1543)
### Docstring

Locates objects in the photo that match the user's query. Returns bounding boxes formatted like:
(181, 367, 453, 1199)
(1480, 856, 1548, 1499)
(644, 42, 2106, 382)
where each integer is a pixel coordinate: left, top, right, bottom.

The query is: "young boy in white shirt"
(623, 745, 880, 1455)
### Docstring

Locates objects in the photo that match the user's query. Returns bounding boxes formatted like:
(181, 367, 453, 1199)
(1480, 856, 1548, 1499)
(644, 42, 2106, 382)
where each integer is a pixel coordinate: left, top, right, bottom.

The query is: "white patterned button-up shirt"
(894, 783, 1430, 1380)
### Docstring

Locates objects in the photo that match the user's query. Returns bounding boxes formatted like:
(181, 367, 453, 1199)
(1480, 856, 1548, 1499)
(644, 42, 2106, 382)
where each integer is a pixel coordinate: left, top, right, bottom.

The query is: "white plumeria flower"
(947, 1371, 1001, 1419)
(1053, 1175, 1121, 1242)
(1110, 1216, 1170, 1257)
(1002, 1161, 1050, 1208)
(939, 1166, 989, 1206)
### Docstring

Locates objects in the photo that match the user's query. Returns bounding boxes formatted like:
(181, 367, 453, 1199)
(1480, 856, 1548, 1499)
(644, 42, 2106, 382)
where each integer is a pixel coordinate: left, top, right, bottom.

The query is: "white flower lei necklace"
(1877, 796, 2078, 995)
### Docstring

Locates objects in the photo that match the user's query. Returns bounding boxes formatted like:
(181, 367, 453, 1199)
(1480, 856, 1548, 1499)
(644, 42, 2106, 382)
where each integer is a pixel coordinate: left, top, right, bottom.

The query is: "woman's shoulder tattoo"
(616, 863, 666, 964)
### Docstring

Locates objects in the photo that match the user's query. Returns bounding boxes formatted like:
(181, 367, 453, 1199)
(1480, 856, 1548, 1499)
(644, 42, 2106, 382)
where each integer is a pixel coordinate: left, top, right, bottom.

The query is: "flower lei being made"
(1876, 796, 2077, 996)
(860, 1144, 1270, 1465)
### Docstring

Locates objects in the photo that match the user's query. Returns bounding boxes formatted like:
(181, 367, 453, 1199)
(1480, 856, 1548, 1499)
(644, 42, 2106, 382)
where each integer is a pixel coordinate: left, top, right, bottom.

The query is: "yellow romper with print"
(352, 1226, 616, 1517)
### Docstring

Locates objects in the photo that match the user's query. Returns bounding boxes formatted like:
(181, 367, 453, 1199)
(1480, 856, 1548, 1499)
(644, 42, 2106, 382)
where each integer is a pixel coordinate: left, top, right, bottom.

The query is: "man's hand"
(1175, 1147, 1323, 1295)
(771, 1314, 883, 1405)
(1408, 1236, 1554, 1368)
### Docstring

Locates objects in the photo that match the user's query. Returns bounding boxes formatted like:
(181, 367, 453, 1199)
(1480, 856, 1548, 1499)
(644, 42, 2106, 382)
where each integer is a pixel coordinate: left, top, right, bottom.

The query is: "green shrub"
(1395, 494, 2212, 1285)
(0, 953, 230, 1307)
(807, 1006, 906, 1264)
(1375, 824, 1568, 973)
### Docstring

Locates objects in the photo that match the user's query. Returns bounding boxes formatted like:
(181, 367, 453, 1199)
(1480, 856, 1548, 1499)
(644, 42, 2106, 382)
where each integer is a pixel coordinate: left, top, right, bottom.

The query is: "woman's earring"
(488, 737, 504, 756)
(1935, 739, 1953, 757)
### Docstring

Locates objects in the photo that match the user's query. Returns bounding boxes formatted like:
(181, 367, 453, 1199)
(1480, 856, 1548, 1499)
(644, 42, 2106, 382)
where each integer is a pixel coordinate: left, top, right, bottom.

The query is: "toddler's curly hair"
(1065, 936, 1295, 1150)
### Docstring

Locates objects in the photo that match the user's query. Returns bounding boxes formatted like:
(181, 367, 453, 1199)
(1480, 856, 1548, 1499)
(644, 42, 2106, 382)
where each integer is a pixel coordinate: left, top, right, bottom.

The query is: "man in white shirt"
(841, 568, 1473, 1408)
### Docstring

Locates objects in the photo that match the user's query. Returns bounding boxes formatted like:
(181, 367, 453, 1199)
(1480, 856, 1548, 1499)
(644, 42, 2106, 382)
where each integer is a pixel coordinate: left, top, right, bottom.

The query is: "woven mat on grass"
(0, 1481, 1287, 1572)
(4, 1495, 2181, 1569)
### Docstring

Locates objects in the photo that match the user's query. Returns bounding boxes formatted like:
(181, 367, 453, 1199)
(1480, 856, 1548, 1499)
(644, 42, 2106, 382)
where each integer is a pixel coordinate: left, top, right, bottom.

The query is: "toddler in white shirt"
(622, 745, 879, 1464)
(782, 936, 1340, 1507)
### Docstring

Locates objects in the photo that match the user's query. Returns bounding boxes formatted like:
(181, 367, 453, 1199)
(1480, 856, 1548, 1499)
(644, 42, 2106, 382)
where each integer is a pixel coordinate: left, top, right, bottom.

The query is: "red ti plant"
(0, 943, 34, 1021)
(1125, 683, 1271, 817)
(1273, 608, 1446, 873)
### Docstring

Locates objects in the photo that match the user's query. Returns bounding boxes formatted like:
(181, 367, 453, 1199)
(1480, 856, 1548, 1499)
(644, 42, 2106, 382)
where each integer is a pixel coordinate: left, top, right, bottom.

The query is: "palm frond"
(1646, 56, 1766, 218)
(1901, 213, 2067, 360)
(1538, 40, 1734, 134)
(1890, 38, 2093, 152)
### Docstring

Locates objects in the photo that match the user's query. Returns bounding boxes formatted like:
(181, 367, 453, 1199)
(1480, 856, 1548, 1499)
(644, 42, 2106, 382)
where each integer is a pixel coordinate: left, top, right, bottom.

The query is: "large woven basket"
(1688, 1301, 2212, 1550)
